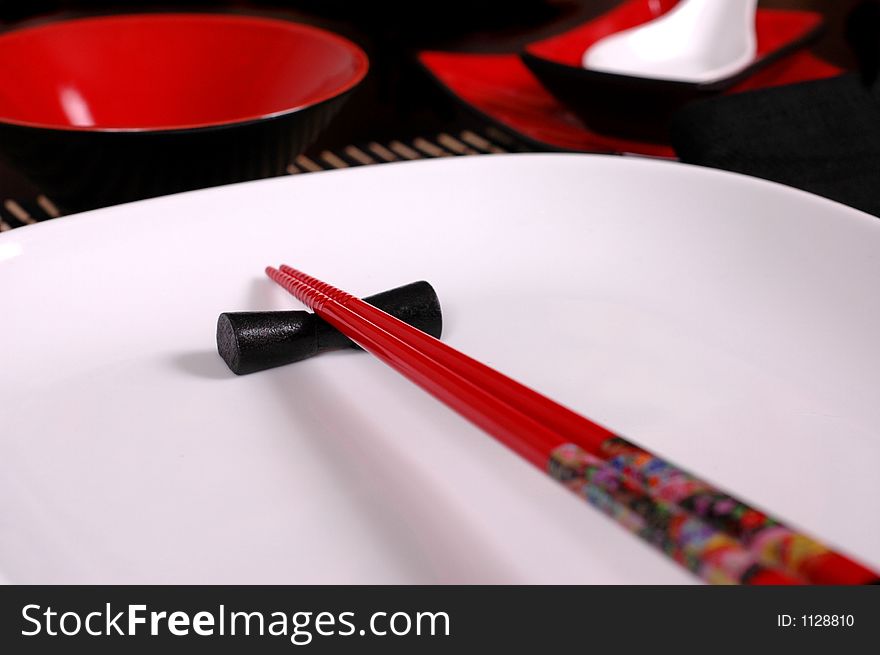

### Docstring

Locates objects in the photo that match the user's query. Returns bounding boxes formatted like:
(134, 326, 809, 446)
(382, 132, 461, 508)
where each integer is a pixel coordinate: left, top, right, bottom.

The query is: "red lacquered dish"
(0, 13, 368, 211)
(418, 50, 841, 158)
(0, 13, 368, 131)
(520, 0, 826, 141)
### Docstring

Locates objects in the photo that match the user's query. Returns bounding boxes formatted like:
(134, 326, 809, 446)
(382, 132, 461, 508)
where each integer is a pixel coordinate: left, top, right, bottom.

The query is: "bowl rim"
(521, 7, 824, 92)
(0, 12, 370, 134)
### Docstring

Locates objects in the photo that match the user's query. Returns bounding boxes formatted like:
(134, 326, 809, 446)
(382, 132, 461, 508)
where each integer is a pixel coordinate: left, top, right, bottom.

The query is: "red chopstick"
(267, 265, 879, 586)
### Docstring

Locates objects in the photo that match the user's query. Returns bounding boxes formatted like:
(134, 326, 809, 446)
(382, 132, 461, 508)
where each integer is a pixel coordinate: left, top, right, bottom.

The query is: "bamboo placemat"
(0, 126, 530, 232)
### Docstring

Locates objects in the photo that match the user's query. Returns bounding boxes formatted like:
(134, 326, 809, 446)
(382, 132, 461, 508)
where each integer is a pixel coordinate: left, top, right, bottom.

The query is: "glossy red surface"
(420, 51, 674, 157)
(526, 0, 676, 66)
(418, 50, 841, 158)
(0, 13, 368, 131)
(525, 0, 824, 70)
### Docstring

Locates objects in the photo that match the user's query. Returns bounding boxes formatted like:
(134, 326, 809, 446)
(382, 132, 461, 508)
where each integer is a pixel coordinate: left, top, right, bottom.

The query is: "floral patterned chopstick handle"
(556, 439, 880, 585)
(549, 444, 799, 585)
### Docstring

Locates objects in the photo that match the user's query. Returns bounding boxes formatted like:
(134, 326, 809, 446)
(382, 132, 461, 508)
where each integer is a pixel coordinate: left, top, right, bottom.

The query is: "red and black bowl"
(0, 13, 368, 212)
(520, 0, 824, 143)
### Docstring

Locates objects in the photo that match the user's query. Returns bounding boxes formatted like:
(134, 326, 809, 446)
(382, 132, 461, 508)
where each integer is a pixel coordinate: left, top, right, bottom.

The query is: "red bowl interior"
(0, 13, 369, 131)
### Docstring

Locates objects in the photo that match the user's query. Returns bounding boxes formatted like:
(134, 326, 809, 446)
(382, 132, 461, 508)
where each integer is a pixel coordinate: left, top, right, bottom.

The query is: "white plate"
(1, 154, 878, 584)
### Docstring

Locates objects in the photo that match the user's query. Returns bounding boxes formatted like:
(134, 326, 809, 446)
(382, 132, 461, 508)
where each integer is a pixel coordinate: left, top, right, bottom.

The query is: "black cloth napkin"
(670, 72, 880, 217)
(671, 1, 880, 217)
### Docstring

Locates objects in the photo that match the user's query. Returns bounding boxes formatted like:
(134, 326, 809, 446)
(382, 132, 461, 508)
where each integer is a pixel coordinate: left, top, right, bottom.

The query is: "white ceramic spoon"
(583, 0, 759, 84)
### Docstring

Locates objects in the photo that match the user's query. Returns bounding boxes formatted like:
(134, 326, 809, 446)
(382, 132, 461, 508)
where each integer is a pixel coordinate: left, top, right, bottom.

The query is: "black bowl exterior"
(520, 18, 824, 144)
(521, 53, 714, 143)
(0, 91, 352, 213)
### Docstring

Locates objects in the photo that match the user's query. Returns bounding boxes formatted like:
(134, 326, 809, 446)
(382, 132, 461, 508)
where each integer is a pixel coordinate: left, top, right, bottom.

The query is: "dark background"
(0, 1, 863, 203)
(0, 1, 861, 145)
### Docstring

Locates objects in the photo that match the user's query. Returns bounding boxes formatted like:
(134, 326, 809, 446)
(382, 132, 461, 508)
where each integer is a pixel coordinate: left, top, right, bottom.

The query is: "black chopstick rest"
(217, 281, 442, 375)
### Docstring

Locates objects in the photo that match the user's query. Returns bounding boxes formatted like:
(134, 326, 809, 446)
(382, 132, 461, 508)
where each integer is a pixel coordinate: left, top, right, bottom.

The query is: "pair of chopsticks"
(267, 264, 879, 585)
